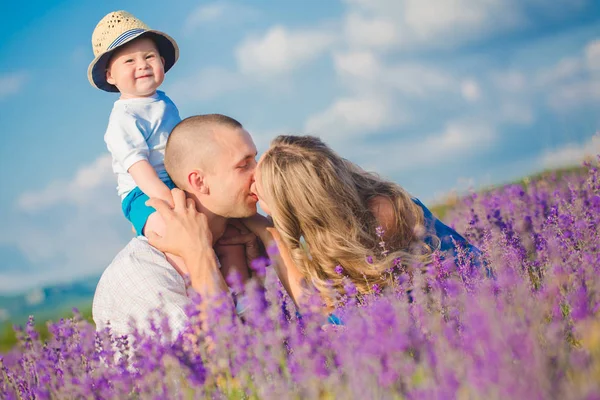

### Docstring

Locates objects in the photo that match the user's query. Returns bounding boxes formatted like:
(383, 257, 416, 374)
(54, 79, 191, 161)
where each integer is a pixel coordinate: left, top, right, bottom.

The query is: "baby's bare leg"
(145, 211, 187, 277)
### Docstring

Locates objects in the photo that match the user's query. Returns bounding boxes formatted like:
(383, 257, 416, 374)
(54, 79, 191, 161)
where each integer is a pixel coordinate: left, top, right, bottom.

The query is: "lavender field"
(2, 159, 600, 399)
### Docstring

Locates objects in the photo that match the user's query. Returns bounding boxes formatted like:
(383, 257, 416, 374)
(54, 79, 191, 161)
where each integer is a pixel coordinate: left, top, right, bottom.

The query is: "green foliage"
(0, 306, 93, 353)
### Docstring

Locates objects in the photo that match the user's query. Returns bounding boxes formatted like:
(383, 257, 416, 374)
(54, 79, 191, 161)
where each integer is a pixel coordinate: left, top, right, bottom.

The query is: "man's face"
(203, 128, 259, 218)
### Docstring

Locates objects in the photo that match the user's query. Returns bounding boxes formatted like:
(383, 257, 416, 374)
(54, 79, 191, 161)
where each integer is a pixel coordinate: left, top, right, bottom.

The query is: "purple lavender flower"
(372, 284, 381, 295)
(0, 161, 598, 399)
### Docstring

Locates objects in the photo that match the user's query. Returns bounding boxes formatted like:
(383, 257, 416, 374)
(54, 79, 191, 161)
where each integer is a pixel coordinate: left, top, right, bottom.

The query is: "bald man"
(93, 114, 261, 339)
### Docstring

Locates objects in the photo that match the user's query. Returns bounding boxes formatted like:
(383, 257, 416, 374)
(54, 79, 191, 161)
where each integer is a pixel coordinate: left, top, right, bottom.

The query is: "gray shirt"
(93, 237, 191, 339)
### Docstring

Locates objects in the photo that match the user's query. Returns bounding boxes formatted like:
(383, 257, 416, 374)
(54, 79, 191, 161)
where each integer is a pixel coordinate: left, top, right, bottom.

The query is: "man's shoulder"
(96, 237, 181, 289)
(93, 237, 189, 335)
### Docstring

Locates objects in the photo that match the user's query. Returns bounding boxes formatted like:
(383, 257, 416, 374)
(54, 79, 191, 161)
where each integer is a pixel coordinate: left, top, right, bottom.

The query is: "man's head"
(165, 114, 258, 218)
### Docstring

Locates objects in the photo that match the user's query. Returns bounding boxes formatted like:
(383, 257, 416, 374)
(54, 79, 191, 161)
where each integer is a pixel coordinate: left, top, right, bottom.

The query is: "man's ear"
(188, 170, 209, 194)
(161, 56, 165, 67)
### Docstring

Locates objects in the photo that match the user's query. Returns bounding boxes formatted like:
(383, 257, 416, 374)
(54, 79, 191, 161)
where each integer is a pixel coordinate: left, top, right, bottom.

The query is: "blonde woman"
(221, 135, 483, 310)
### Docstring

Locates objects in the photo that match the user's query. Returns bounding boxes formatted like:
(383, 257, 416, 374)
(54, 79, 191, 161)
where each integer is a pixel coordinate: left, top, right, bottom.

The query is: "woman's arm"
(231, 215, 307, 308)
(265, 227, 307, 308)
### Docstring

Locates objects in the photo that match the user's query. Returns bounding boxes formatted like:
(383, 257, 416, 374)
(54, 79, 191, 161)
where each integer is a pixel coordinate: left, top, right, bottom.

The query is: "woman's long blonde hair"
(259, 135, 436, 304)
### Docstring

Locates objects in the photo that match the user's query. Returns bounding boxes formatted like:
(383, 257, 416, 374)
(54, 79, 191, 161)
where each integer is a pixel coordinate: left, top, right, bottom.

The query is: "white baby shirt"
(104, 91, 181, 200)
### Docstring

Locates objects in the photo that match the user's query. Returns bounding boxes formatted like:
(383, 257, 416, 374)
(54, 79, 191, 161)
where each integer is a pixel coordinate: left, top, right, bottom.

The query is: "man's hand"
(145, 188, 213, 260)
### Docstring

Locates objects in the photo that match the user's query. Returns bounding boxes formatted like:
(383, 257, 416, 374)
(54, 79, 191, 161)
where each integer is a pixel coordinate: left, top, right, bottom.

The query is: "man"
(93, 114, 263, 338)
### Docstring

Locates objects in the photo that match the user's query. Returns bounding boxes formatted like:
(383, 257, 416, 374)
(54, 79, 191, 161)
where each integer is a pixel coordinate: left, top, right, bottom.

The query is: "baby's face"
(106, 37, 165, 99)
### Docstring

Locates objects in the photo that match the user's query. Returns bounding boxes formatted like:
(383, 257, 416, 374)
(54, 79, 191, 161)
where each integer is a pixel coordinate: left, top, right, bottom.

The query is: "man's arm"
(145, 189, 233, 316)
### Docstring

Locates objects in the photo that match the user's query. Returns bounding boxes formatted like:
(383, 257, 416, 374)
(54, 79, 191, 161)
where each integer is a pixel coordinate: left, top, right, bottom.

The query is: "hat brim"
(87, 30, 179, 93)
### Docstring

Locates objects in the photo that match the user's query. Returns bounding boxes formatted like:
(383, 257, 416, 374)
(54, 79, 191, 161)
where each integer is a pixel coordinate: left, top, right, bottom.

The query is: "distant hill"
(0, 275, 99, 327)
(429, 164, 590, 220)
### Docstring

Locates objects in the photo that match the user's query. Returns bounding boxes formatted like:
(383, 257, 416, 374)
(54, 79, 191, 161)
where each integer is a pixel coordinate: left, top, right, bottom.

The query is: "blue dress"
(327, 198, 487, 326)
(412, 198, 483, 266)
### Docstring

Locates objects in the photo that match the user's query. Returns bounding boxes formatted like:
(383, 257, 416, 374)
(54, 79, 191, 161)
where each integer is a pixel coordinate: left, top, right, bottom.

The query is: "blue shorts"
(121, 179, 177, 236)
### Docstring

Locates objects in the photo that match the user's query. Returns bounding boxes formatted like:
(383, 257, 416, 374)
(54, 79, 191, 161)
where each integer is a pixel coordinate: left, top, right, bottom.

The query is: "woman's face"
(250, 153, 273, 215)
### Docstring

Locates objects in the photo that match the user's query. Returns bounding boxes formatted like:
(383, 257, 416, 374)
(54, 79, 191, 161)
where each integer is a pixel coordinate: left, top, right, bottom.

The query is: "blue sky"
(1, 0, 600, 294)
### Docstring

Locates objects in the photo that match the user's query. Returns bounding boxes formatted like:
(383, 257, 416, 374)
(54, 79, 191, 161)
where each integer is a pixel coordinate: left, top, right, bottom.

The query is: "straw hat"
(88, 11, 179, 92)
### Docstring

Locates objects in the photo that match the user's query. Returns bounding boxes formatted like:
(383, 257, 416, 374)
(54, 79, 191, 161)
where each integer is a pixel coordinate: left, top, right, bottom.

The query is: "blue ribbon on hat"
(107, 28, 147, 51)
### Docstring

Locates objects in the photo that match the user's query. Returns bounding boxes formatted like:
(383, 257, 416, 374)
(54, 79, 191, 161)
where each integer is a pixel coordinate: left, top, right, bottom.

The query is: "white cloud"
(538, 134, 600, 169)
(235, 25, 336, 76)
(534, 38, 600, 110)
(341, 0, 526, 52)
(585, 39, 600, 71)
(17, 154, 115, 213)
(341, 0, 593, 53)
(183, 2, 258, 34)
(461, 79, 482, 102)
(343, 12, 398, 50)
(547, 79, 600, 110)
(359, 120, 496, 173)
(304, 95, 400, 140)
(167, 67, 245, 104)
(385, 64, 456, 97)
(492, 70, 528, 93)
(402, 0, 522, 43)
(0, 72, 27, 100)
(536, 57, 583, 87)
(499, 102, 535, 125)
(334, 51, 459, 98)
(1, 155, 131, 293)
(333, 51, 382, 80)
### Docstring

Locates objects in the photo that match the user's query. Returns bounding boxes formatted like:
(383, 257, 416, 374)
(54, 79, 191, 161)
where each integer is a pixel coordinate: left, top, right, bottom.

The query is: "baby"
(88, 11, 250, 288)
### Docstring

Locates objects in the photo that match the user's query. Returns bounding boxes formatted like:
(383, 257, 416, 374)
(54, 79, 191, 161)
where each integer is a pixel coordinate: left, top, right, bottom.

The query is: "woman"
(231, 135, 482, 309)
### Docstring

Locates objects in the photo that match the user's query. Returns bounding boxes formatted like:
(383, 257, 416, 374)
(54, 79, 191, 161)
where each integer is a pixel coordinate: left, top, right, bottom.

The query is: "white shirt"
(93, 237, 247, 340)
(104, 91, 181, 200)
(93, 237, 191, 340)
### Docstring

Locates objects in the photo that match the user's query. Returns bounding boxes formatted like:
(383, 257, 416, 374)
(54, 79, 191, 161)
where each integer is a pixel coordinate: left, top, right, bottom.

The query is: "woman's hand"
(217, 220, 264, 266)
(145, 188, 213, 260)
(236, 214, 274, 246)
(265, 227, 282, 243)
